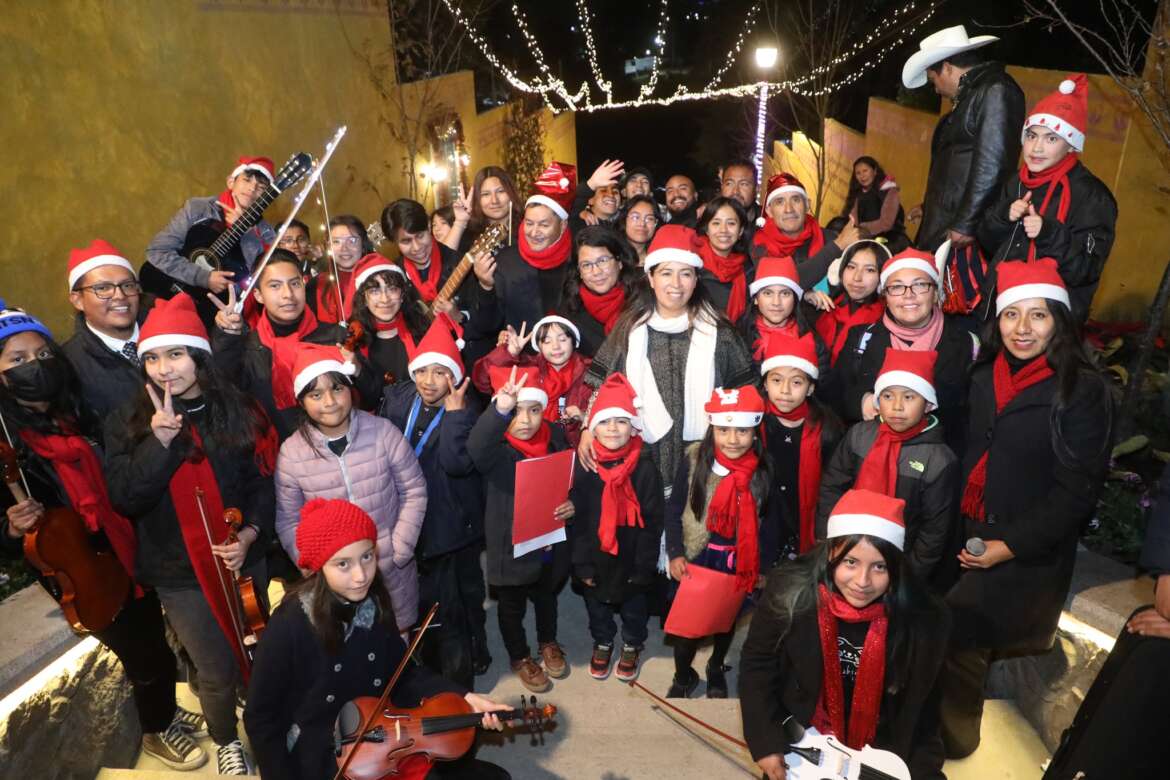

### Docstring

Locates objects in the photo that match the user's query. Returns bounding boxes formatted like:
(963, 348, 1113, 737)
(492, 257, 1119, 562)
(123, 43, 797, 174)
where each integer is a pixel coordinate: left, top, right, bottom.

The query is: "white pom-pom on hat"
(558, 177, 569, 188)
(1059, 79, 1076, 94)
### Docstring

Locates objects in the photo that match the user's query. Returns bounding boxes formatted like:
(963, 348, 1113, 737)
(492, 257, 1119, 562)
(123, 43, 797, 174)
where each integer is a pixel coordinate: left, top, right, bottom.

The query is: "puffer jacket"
(274, 410, 427, 630)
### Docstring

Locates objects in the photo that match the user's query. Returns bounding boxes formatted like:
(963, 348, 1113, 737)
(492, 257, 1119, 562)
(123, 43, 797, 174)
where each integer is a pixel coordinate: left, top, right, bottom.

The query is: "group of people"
(0, 23, 1158, 780)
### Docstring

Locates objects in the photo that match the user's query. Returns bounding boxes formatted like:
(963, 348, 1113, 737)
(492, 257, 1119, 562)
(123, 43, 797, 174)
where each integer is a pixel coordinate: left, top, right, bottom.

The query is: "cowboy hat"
(902, 25, 998, 89)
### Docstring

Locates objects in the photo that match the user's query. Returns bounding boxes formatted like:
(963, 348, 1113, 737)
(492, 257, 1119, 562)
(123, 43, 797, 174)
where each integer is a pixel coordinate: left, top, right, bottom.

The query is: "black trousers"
(495, 562, 562, 662)
(417, 544, 489, 690)
(95, 589, 178, 734)
(938, 646, 993, 759)
(672, 629, 735, 678)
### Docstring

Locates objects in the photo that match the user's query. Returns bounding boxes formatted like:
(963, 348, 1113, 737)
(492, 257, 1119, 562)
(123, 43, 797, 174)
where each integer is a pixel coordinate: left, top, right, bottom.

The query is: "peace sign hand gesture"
(493, 365, 527, 414)
(452, 183, 473, 227)
(444, 376, 471, 411)
(503, 322, 532, 358)
(147, 382, 184, 448)
(209, 285, 244, 335)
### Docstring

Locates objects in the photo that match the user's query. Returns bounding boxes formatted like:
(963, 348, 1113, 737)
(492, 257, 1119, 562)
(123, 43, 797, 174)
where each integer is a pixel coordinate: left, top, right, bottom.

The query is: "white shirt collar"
(712, 460, 731, 477)
(86, 321, 140, 354)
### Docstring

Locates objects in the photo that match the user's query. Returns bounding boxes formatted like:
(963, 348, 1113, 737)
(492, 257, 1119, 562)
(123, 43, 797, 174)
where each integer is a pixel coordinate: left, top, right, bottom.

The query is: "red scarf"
(19, 429, 142, 598)
(763, 403, 823, 554)
(505, 421, 552, 459)
(812, 584, 888, 751)
(363, 315, 418, 361)
(696, 236, 749, 323)
(518, 227, 572, 271)
(255, 310, 319, 409)
(540, 354, 585, 422)
(753, 215, 825, 259)
(816, 297, 884, 365)
(753, 315, 797, 361)
(592, 437, 645, 555)
(579, 285, 626, 334)
(707, 448, 761, 592)
(1019, 153, 1079, 262)
(316, 268, 355, 325)
(961, 353, 1055, 520)
(216, 190, 241, 220)
(855, 418, 928, 496)
(403, 240, 443, 303)
(169, 426, 252, 682)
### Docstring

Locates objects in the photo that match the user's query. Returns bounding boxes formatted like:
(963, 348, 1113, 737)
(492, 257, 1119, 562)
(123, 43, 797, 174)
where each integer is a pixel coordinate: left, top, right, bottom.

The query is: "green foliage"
(1085, 481, 1150, 564)
(503, 102, 546, 200)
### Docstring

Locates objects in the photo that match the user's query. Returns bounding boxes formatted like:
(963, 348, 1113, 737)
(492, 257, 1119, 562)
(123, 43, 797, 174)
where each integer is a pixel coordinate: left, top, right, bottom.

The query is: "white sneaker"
(141, 723, 207, 771)
(216, 739, 252, 775)
(170, 705, 208, 738)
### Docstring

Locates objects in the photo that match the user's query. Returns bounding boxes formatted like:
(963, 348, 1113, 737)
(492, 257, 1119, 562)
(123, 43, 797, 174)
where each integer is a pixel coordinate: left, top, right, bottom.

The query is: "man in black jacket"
(902, 25, 1025, 252)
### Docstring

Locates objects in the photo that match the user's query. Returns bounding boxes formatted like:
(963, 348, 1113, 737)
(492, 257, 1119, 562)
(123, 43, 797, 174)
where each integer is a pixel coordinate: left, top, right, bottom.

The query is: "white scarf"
(625, 309, 718, 444)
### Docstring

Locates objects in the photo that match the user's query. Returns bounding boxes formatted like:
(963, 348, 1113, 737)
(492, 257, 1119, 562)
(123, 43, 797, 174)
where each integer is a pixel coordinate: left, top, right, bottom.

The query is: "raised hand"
(1009, 190, 1033, 222)
(207, 270, 236, 295)
(804, 289, 836, 312)
(579, 209, 600, 226)
(444, 376, 470, 411)
(493, 365, 527, 414)
(209, 285, 244, 335)
(504, 322, 532, 358)
(471, 250, 497, 291)
(587, 159, 625, 191)
(452, 184, 473, 227)
(834, 215, 860, 249)
(147, 381, 184, 448)
(1022, 203, 1043, 239)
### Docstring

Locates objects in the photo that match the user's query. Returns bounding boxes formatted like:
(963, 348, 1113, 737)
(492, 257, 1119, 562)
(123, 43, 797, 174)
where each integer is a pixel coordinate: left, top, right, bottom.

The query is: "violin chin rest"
(336, 700, 363, 741)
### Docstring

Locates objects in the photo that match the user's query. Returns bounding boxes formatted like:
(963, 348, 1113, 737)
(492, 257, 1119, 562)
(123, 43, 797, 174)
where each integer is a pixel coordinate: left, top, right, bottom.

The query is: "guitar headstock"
(274, 153, 313, 193)
(470, 222, 507, 257)
(367, 221, 387, 246)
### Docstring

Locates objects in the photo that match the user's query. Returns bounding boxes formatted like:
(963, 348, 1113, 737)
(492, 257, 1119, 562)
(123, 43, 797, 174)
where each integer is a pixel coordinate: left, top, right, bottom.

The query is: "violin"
(344, 319, 395, 386)
(0, 441, 131, 633)
(223, 508, 269, 643)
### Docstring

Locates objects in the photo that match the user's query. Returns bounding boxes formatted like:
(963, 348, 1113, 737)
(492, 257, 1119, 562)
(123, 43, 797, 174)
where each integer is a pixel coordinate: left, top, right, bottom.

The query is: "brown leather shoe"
(539, 642, 568, 679)
(511, 657, 551, 692)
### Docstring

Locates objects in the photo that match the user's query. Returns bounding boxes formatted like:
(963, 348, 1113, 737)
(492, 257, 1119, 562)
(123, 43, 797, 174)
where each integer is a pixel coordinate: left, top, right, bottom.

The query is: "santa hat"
(530, 315, 581, 350)
(704, 385, 765, 428)
(763, 172, 808, 209)
(229, 156, 275, 184)
(644, 224, 703, 272)
(760, 331, 820, 380)
(0, 299, 52, 343)
(879, 248, 941, 292)
(295, 498, 378, 572)
(291, 343, 357, 398)
(1023, 74, 1088, 152)
(408, 314, 466, 384)
(749, 255, 803, 298)
(488, 364, 548, 410)
(826, 489, 906, 551)
(526, 162, 577, 220)
(995, 259, 1070, 314)
(67, 239, 136, 291)
(873, 348, 938, 409)
(137, 293, 210, 357)
(352, 252, 407, 292)
(589, 373, 643, 431)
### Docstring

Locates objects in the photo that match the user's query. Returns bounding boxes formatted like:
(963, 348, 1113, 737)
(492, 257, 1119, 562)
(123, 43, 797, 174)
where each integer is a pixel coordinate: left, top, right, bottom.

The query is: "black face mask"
(3, 357, 67, 403)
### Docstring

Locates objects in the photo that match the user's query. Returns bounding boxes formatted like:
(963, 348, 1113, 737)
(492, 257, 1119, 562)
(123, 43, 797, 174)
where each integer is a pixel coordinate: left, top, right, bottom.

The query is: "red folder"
(512, 449, 576, 558)
(663, 564, 745, 638)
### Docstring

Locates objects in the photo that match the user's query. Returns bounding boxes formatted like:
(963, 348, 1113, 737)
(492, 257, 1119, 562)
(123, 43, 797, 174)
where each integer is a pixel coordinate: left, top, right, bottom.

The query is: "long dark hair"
(0, 336, 96, 438)
(287, 565, 397, 656)
(560, 225, 643, 316)
(696, 196, 750, 256)
(469, 166, 521, 235)
(977, 298, 1093, 406)
(351, 269, 430, 348)
(294, 371, 356, 453)
(617, 194, 660, 248)
(757, 368, 842, 434)
(606, 263, 727, 352)
(744, 288, 817, 335)
(842, 156, 888, 218)
(687, 424, 774, 520)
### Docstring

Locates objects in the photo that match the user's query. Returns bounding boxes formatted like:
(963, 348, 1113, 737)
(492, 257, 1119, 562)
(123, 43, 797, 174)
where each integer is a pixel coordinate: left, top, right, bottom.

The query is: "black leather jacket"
(917, 62, 1025, 251)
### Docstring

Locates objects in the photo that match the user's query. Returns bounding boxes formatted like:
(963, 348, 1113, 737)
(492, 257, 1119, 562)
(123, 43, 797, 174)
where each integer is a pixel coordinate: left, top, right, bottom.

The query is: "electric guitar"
(784, 724, 910, 780)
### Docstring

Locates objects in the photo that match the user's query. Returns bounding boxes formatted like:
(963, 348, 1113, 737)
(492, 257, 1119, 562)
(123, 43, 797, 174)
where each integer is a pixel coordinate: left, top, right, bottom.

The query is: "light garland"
(704, 0, 763, 91)
(638, 0, 671, 100)
(574, 0, 612, 104)
(511, 2, 590, 110)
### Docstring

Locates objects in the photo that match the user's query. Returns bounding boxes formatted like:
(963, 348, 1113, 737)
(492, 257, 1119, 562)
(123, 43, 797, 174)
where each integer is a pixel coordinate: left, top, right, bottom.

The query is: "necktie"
(122, 341, 141, 367)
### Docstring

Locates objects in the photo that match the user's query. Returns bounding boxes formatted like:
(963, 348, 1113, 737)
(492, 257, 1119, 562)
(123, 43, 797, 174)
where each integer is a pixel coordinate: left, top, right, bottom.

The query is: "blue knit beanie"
(0, 298, 53, 343)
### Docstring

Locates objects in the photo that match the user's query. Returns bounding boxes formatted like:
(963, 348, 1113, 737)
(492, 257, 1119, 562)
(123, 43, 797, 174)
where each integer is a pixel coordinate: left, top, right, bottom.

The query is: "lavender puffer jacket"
(275, 410, 428, 630)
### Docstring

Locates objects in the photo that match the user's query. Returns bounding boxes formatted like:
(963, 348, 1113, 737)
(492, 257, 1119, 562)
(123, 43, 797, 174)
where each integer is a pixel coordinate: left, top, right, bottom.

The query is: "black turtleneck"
(268, 313, 305, 338)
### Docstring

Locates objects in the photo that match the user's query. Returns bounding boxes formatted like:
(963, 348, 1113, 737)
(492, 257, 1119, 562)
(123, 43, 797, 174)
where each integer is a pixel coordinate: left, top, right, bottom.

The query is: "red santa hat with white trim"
(68, 239, 136, 291)
(878, 247, 941, 292)
(530, 314, 582, 350)
(525, 162, 577, 220)
(763, 172, 808, 209)
(1023, 74, 1088, 153)
(229, 156, 275, 184)
(995, 258, 1070, 314)
(589, 373, 643, 432)
(137, 292, 210, 357)
(644, 224, 704, 272)
(826, 488, 906, 550)
(704, 385, 765, 428)
(353, 252, 407, 291)
(291, 343, 357, 398)
(408, 314, 466, 384)
(873, 348, 938, 409)
(760, 331, 820, 380)
(488, 364, 548, 410)
(749, 255, 803, 298)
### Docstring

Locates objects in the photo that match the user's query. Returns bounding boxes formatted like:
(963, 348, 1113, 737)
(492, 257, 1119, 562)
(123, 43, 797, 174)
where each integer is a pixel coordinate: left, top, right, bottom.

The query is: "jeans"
(95, 589, 178, 733)
(495, 562, 562, 662)
(582, 588, 649, 648)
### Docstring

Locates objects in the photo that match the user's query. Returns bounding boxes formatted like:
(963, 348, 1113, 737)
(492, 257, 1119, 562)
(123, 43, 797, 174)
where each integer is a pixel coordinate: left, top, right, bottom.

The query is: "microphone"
(965, 537, 987, 557)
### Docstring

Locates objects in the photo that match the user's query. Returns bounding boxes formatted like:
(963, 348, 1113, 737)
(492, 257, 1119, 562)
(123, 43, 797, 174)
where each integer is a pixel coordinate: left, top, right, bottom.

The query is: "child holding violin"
(0, 301, 208, 771)
(244, 498, 511, 780)
(104, 293, 277, 776)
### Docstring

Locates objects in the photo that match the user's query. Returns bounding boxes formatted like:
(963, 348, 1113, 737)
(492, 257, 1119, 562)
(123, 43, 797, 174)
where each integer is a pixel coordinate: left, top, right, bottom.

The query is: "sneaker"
(539, 642, 568, 679)
(141, 723, 207, 771)
(666, 667, 700, 699)
(511, 657, 552, 693)
(171, 705, 208, 739)
(614, 644, 642, 682)
(706, 661, 730, 699)
(215, 739, 252, 775)
(471, 635, 493, 676)
(589, 643, 614, 680)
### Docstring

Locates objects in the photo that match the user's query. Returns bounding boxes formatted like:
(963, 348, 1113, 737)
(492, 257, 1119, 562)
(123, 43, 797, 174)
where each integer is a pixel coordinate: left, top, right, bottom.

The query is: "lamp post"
(753, 46, 779, 189)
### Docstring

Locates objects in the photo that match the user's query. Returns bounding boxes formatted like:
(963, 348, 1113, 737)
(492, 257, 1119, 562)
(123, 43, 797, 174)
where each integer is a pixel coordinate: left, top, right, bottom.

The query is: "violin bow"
(193, 487, 250, 670)
(626, 679, 748, 750)
(332, 602, 440, 780)
(316, 172, 347, 325)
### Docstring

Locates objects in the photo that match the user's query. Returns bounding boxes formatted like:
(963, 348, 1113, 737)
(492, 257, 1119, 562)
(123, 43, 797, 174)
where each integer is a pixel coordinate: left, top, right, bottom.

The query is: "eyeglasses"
(77, 281, 142, 299)
(884, 281, 935, 297)
(578, 256, 615, 274)
(280, 236, 311, 247)
(364, 285, 402, 299)
(330, 236, 362, 247)
(628, 213, 658, 225)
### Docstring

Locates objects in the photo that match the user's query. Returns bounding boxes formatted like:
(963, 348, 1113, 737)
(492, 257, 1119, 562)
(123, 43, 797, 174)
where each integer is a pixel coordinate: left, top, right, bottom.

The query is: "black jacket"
(60, 312, 148, 419)
(568, 449, 664, 604)
(917, 62, 1026, 251)
(467, 404, 571, 587)
(946, 365, 1111, 652)
(750, 226, 843, 292)
(555, 298, 609, 359)
(379, 381, 485, 561)
(244, 591, 463, 780)
(816, 417, 959, 581)
(739, 311, 831, 381)
(762, 413, 843, 555)
(739, 563, 950, 779)
(103, 402, 274, 589)
(490, 244, 571, 333)
(976, 161, 1118, 321)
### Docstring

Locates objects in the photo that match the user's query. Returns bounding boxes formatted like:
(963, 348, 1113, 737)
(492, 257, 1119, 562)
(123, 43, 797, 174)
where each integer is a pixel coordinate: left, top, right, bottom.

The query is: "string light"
(638, 0, 671, 99)
(574, 0, 612, 104)
(704, 0, 763, 91)
(511, 2, 589, 109)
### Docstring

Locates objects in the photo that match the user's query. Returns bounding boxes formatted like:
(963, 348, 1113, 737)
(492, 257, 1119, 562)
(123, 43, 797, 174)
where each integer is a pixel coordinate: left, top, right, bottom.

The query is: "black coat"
(761, 413, 843, 554)
(60, 312, 147, 419)
(467, 404, 570, 587)
(738, 564, 950, 779)
(568, 449, 664, 604)
(917, 62, 1026, 251)
(555, 297, 609, 359)
(946, 365, 1111, 652)
(976, 161, 1118, 321)
(490, 244, 571, 333)
(739, 311, 831, 381)
(244, 592, 463, 780)
(749, 226, 843, 292)
(379, 381, 485, 561)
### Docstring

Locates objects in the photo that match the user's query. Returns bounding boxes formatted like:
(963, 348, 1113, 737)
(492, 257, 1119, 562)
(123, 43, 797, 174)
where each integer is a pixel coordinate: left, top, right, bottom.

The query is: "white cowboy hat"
(902, 25, 999, 89)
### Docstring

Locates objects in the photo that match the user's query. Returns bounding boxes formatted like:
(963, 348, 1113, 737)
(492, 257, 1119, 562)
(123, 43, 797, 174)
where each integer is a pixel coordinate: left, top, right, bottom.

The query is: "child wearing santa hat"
(976, 73, 1118, 322)
(103, 292, 277, 775)
(468, 363, 575, 694)
(740, 489, 949, 779)
(739, 255, 829, 373)
(818, 348, 959, 585)
(568, 373, 665, 683)
(347, 252, 429, 383)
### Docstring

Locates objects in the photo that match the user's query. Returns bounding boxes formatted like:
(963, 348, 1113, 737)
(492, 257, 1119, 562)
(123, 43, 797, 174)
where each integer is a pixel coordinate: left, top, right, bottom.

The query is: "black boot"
(706, 661, 729, 698)
(666, 667, 700, 698)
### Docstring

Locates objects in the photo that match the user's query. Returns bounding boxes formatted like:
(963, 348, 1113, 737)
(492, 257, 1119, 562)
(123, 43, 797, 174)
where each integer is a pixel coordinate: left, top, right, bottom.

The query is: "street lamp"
(753, 46, 779, 189)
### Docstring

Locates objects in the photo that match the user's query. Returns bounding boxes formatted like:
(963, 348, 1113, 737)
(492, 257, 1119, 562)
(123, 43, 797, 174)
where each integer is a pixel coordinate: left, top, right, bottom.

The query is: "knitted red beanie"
(296, 498, 377, 572)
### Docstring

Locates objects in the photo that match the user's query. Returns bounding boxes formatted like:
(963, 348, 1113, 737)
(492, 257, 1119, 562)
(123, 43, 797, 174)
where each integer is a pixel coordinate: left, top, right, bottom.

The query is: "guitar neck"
(207, 187, 279, 260)
(431, 255, 474, 311)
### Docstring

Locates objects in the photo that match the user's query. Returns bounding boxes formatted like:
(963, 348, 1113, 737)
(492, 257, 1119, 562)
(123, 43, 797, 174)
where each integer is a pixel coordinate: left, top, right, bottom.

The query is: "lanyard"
(404, 396, 445, 457)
